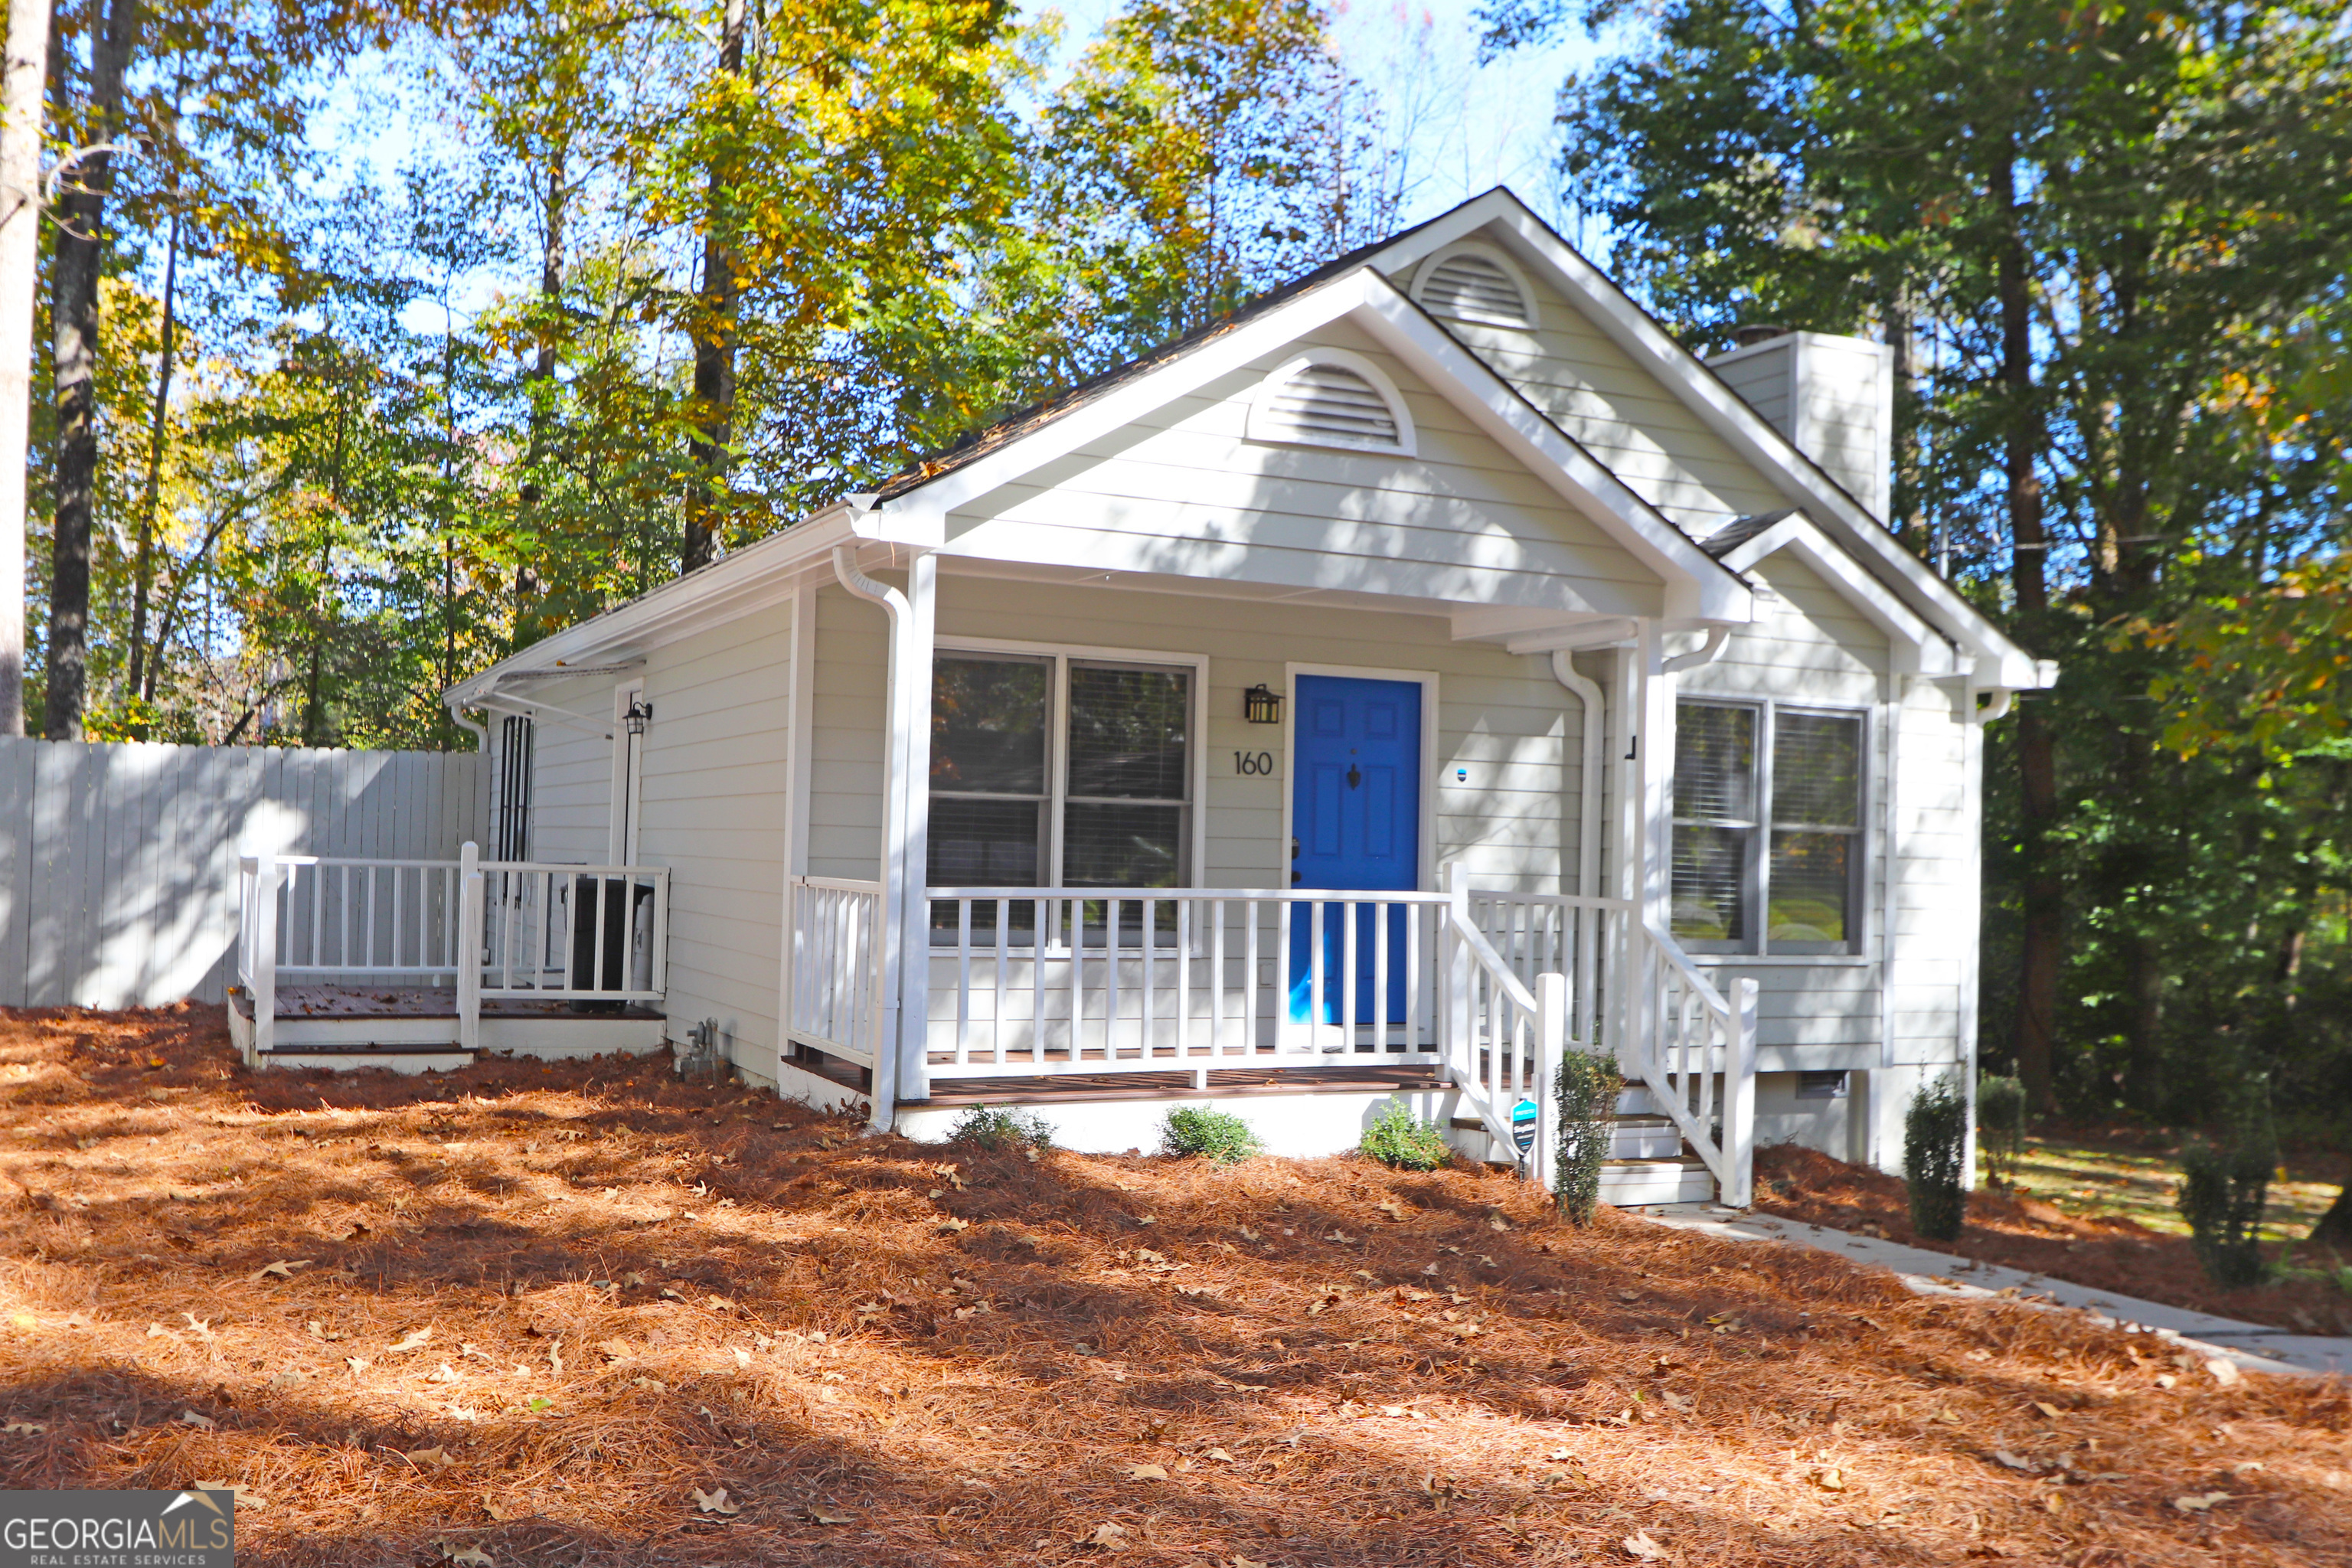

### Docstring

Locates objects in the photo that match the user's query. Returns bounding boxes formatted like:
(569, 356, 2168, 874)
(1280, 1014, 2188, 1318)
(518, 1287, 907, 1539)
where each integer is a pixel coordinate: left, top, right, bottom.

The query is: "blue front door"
(1289, 675, 1422, 1025)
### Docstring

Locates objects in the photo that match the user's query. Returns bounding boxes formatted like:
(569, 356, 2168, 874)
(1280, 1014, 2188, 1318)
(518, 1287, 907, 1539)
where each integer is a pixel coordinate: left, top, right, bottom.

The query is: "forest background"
(7, 0, 2352, 1198)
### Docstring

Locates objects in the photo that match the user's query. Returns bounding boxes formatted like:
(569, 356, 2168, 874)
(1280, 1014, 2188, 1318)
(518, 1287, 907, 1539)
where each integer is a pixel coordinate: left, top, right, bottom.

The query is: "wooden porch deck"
(229, 985, 663, 1022)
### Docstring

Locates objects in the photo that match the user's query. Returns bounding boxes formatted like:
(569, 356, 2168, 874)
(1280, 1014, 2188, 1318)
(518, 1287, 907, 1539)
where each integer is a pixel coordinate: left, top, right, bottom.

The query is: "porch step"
(1599, 1156, 1717, 1207)
(254, 1044, 479, 1076)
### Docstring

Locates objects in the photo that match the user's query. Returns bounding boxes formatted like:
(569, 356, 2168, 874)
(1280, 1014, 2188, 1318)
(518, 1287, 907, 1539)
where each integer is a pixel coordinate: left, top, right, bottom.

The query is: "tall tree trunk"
(515, 145, 564, 642)
(125, 204, 180, 722)
(1996, 143, 2060, 1116)
(41, 0, 137, 740)
(682, 0, 743, 577)
(0, 0, 54, 737)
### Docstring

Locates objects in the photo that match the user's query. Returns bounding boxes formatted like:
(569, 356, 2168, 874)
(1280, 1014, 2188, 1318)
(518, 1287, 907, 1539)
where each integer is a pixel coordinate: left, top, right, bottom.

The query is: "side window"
(1671, 701, 1863, 955)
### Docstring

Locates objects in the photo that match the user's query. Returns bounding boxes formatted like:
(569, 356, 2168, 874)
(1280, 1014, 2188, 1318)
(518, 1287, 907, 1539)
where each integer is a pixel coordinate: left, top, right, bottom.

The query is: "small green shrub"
(1903, 1075, 1969, 1241)
(1161, 1106, 1262, 1164)
(1553, 1047, 1621, 1227)
(2179, 1081, 2275, 1289)
(1977, 1072, 2027, 1187)
(1360, 1100, 1450, 1171)
(948, 1104, 1054, 1152)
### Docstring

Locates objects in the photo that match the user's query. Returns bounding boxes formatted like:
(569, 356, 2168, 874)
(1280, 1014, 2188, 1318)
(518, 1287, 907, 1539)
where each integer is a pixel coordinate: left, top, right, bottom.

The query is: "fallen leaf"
(430, 1363, 461, 1384)
(1082, 1521, 1129, 1550)
(387, 1328, 433, 1354)
(691, 1486, 740, 1515)
(1488, 1211, 1511, 1232)
(193, 1480, 264, 1509)
(2232, 1461, 2265, 1476)
(1932, 1408, 1960, 1424)
(1623, 1530, 1668, 1560)
(176, 1410, 216, 1431)
(936, 1218, 969, 1234)
(1811, 1468, 1847, 1491)
(345, 1357, 371, 1376)
(2173, 1492, 2233, 1513)
(444, 1547, 492, 1568)
(249, 1259, 312, 1282)
(1377, 1198, 1406, 1221)
(809, 1505, 854, 1525)
(2, 1422, 44, 1435)
(483, 1498, 517, 1521)
(1991, 1451, 2037, 1472)
(1661, 1391, 1693, 1412)
(2204, 1357, 2242, 1388)
(1206, 1447, 1235, 1464)
(1233, 1558, 1269, 1568)
(1617, 1289, 1639, 1302)
(1124, 1464, 1169, 1480)
(406, 1446, 456, 1470)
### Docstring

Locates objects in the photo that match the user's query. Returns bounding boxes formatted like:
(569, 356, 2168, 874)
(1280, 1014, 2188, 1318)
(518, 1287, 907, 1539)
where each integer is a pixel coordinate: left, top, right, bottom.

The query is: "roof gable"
(1362, 191, 2046, 689)
(865, 265, 1752, 624)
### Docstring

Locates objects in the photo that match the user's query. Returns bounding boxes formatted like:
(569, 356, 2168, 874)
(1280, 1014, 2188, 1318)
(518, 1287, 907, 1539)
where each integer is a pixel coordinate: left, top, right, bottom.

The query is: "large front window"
(1671, 700, 1863, 955)
(928, 652, 1194, 897)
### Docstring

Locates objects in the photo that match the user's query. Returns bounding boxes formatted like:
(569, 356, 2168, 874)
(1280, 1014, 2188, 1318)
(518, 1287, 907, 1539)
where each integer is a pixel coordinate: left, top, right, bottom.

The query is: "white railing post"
(457, 841, 483, 1054)
(1535, 970, 1566, 1194)
(253, 849, 279, 1059)
(1723, 975, 1759, 1207)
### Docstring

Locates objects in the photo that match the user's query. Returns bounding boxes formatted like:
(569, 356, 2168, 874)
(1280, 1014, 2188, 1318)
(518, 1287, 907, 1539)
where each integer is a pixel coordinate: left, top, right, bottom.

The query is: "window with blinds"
(1671, 701, 1864, 954)
(928, 650, 1194, 937)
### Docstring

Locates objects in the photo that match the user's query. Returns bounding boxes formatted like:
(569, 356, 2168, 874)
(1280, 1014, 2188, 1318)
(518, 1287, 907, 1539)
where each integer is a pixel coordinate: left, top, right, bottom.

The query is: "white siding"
(932, 576, 1589, 893)
(1384, 253, 1791, 534)
(946, 320, 1668, 620)
(629, 606, 798, 1080)
(516, 678, 616, 867)
(808, 584, 887, 880)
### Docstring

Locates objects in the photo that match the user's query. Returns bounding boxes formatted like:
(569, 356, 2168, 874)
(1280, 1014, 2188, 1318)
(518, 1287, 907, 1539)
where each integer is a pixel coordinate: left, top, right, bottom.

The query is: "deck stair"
(1449, 1085, 1718, 1206)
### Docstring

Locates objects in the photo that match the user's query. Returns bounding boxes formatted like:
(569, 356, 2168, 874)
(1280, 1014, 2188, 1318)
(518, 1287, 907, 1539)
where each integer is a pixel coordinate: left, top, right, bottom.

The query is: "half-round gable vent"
(1419, 250, 1532, 328)
(1260, 363, 1402, 449)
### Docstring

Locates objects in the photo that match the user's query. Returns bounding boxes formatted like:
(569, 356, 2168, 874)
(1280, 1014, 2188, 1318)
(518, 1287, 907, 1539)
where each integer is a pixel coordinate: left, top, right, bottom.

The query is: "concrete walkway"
(1638, 1205, 2350, 1379)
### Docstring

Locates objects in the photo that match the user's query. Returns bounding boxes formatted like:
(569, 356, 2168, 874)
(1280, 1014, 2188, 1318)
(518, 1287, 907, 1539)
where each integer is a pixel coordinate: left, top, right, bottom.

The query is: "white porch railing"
(1464, 884, 1757, 1207)
(918, 889, 1451, 1083)
(1641, 926, 1759, 1207)
(786, 877, 887, 1070)
(235, 842, 668, 1057)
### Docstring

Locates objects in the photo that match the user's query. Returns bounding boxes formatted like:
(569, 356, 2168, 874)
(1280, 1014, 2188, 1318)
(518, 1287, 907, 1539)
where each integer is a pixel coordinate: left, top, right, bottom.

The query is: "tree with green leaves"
(1490, 0, 2352, 1128)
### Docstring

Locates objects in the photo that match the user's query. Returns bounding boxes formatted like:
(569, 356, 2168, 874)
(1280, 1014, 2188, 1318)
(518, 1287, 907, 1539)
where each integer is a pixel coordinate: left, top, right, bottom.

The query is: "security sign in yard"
(1511, 1096, 1538, 1156)
(1, 1488, 234, 1567)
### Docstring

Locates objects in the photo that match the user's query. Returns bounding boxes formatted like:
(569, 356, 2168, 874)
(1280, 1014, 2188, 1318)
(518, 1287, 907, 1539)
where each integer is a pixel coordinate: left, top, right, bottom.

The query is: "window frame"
(1671, 696, 1870, 958)
(928, 637, 1210, 891)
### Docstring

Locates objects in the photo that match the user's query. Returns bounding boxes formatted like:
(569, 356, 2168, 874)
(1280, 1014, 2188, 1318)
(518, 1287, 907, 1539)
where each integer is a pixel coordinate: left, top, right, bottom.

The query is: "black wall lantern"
(624, 697, 654, 737)
(1244, 683, 1283, 724)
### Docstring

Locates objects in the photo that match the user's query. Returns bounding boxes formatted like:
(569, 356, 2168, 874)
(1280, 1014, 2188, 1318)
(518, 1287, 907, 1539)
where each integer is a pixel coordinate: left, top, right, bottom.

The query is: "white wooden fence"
(0, 737, 485, 1008)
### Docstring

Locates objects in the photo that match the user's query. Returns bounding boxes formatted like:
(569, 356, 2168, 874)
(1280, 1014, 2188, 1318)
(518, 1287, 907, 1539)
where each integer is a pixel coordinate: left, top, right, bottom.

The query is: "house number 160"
(1234, 750, 1275, 776)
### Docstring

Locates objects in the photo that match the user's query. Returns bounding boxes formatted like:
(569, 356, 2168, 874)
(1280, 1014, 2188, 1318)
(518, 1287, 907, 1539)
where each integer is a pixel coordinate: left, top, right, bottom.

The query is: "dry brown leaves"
(0, 1003, 2345, 1568)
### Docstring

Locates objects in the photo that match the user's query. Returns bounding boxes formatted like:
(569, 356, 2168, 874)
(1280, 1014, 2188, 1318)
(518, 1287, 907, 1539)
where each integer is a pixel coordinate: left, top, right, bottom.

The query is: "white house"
(230, 188, 2049, 1207)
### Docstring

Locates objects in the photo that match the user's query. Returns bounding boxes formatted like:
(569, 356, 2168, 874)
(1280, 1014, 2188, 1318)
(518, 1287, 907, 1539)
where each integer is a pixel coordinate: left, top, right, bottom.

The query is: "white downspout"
(1548, 652, 1606, 901)
(831, 544, 911, 1130)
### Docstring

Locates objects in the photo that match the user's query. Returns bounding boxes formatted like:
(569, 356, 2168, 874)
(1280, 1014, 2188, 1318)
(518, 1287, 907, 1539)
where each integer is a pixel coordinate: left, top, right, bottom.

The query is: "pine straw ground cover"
(1755, 1145, 2352, 1336)
(0, 1007, 2348, 1566)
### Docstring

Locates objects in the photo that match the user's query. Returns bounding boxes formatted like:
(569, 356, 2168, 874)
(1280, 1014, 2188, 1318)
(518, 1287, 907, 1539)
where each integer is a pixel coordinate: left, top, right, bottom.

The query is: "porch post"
(457, 840, 482, 1054)
(897, 550, 936, 1105)
(252, 849, 277, 1059)
(774, 579, 817, 1080)
(1723, 976, 1759, 1207)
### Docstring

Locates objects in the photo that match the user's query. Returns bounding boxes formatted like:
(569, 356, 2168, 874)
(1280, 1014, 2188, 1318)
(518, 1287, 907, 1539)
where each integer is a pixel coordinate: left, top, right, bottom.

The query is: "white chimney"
(1704, 329, 1894, 522)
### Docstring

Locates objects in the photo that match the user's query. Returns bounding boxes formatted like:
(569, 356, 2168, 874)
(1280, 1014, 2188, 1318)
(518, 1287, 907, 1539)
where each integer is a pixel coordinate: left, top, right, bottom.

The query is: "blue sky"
(309, 0, 1608, 337)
